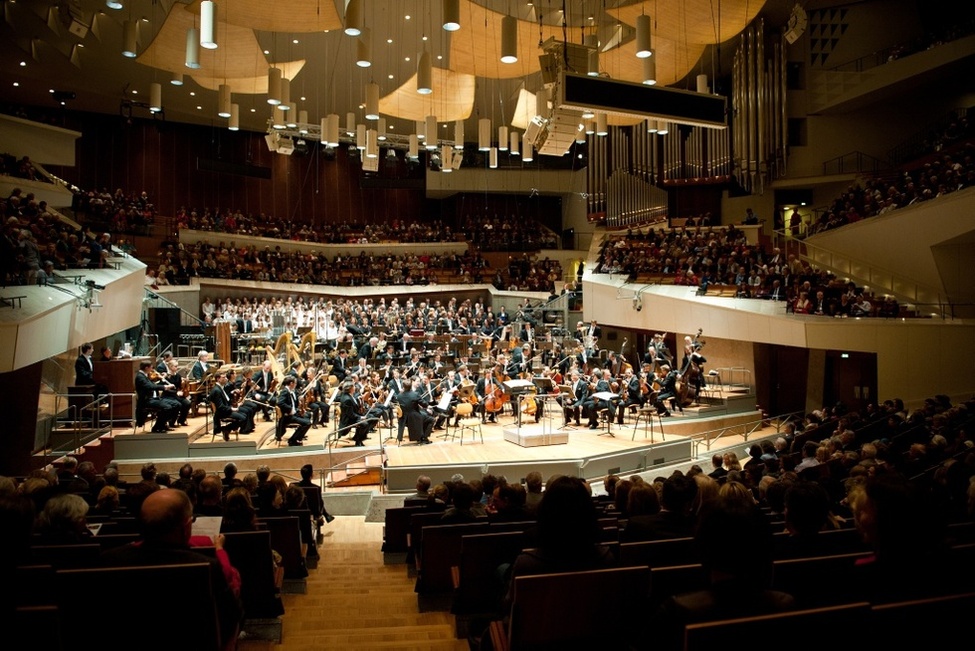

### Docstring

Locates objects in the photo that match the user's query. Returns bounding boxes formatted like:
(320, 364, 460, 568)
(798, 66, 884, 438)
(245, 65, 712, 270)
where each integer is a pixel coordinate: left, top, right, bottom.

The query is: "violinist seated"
(433, 370, 462, 430)
(299, 367, 330, 428)
(226, 368, 257, 434)
(275, 376, 311, 446)
(160, 358, 191, 427)
(252, 360, 277, 420)
(618, 368, 645, 425)
(562, 370, 590, 427)
(135, 361, 179, 433)
(337, 381, 371, 446)
(363, 372, 393, 429)
(583, 369, 618, 430)
(208, 372, 248, 441)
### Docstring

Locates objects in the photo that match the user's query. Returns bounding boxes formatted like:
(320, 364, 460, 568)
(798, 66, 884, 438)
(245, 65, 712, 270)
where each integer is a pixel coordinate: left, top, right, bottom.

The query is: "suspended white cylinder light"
(122, 20, 137, 58)
(576, 122, 586, 143)
(415, 120, 426, 139)
(346, 112, 356, 135)
(267, 67, 282, 105)
(500, 15, 518, 64)
(408, 134, 419, 159)
(298, 109, 309, 134)
(416, 49, 433, 94)
(344, 0, 362, 36)
(356, 123, 366, 150)
(106, 1, 123, 9)
(377, 117, 387, 140)
(441, 145, 453, 171)
(509, 130, 520, 155)
(365, 82, 380, 120)
(596, 112, 608, 136)
(200, 1, 217, 50)
(217, 83, 231, 118)
(185, 27, 200, 68)
(635, 14, 652, 58)
(272, 106, 286, 129)
(498, 125, 508, 151)
(696, 74, 709, 94)
(489, 146, 498, 168)
(366, 129, 379, 158)
(478, 118, 491, 151)
(356, 28, 371, 68)
(647, 119, 658, 133)
(285, 103, 298, 128)
(584, 119, 595, 135)
(149, 82, 162, 113)
(443, 0, 461, 31)
(320, 117, 329, 144)
(171, 72, 184, 86)
(586, 34, 599, 77)
(642, 55, 657, 85)
(657, 121, 669, 135)
(279, 77, 291, 110)
(453, 120, 464, 149)
(425, 115, 438, 149)
(522, 135, 533, 162)
(228, 103, 239, 131)
(326, 114, 340, 146)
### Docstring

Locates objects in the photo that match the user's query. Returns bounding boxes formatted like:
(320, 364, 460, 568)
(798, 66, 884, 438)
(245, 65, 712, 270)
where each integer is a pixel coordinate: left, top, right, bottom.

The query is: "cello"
(483, 366, 509, 414)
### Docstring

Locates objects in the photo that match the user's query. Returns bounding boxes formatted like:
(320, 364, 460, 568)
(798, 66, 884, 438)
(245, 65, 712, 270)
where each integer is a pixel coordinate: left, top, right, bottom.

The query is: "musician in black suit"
(252, 360, 276, 420)
(190, 350, 210, 381)
(476, 368, 499, 423)
(584, 369, 616, 429)
(155, 351, 174, 376)
(208, 372, 247, 441)
(75, 342, 96, 386)
(337, 382, 370, 446)
(134, 361, 178, 433)
(332, 348, 350, 381)
(300, 368, 330, 427)
(654, 365, 680, 416)
(275, 376, 310, 446)
(563, 371, 589, 426)
(396, 378, 435, 444)
(160, 358, 191, 426)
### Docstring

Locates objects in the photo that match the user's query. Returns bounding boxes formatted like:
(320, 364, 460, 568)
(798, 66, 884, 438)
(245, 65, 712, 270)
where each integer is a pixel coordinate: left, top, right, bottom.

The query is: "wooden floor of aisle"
(239, 516, 467, 651)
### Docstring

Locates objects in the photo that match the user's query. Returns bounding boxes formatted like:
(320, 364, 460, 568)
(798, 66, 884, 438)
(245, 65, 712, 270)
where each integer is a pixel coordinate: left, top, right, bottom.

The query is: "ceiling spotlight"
(356, 28, 372, 67)
(106, 1, 124, 9)
(149, 82, 162, 113)
(185, 28, 200, 69)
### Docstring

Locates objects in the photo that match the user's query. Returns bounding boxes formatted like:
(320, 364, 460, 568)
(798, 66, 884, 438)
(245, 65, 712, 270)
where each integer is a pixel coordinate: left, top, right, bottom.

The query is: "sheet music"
(437, 391, 453, 411)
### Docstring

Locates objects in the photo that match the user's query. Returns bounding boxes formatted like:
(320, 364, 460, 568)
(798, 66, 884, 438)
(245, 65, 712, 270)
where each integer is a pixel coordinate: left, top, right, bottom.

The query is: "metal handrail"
(771, 229, 950, 314)
(691, 411, 802, 455)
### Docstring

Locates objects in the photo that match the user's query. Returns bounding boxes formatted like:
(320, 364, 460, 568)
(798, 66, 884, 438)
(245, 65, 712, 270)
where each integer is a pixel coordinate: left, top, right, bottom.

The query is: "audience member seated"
(649, 496, 795, 647)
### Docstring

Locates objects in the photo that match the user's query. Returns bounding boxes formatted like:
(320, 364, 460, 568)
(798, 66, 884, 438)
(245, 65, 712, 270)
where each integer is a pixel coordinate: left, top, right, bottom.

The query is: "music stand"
(591, 391, 619, 437)
(503, 379, 535, 430)
(557, 384, 579, 430)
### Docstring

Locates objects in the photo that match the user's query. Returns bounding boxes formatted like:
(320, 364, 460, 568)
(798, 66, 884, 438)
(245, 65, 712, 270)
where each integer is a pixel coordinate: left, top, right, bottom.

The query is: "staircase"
(326, 453, 383, 488)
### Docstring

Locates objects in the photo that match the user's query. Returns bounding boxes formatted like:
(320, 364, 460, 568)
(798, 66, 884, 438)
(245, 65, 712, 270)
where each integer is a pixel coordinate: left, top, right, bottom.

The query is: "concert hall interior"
(1, 0, 974, 648)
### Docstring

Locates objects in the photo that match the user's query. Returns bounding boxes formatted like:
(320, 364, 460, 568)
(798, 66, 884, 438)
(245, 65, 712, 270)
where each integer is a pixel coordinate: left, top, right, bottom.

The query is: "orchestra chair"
(274, 406, 298, 447)
(451, 402, 483, 445)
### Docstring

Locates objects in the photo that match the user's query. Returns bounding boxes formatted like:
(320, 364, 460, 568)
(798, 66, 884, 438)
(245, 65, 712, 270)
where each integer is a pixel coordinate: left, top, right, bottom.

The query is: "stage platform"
(98, 392, 762, 493)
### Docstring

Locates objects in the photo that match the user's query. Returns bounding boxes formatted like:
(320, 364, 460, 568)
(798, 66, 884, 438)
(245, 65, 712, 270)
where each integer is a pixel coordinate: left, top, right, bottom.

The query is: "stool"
(633, 407, 665, 443)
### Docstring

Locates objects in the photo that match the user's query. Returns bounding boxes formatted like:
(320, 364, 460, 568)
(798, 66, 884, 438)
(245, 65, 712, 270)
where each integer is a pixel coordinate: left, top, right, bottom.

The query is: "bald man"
(100, 489, 243, 644)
